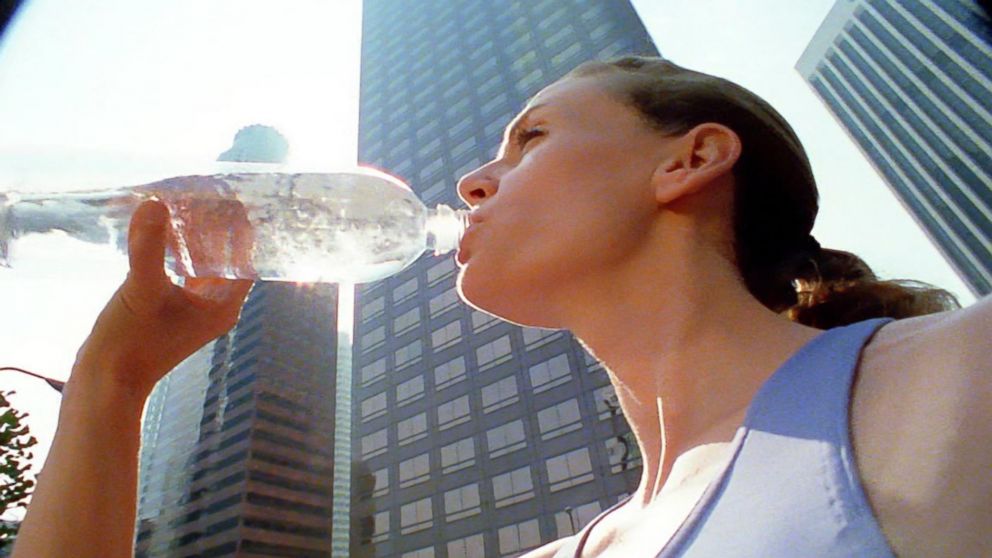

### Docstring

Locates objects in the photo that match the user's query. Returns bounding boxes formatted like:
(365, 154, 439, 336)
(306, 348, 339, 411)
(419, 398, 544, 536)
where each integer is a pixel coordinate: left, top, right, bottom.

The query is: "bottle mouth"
(426, 204, 470, 255)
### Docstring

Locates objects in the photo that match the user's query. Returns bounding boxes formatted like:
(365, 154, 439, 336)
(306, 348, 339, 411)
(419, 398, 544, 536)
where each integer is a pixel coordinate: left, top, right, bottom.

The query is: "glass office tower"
(797, 0, 992, 296)
(135, 283, 341, 558)
(354, 1, 658, 556)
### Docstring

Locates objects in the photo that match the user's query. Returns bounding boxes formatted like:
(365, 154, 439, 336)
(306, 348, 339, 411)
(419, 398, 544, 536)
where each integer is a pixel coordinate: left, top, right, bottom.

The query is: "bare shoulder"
(852, 295, 992, 556)
(519, 537, 571, 558)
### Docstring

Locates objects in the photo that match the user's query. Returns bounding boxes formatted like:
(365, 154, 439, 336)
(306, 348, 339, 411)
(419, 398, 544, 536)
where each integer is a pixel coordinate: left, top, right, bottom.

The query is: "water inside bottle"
(157, 172, 430, 283)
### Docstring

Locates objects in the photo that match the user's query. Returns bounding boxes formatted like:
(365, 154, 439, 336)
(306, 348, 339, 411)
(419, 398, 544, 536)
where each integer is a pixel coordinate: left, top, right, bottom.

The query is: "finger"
(127, 200, 171, 284)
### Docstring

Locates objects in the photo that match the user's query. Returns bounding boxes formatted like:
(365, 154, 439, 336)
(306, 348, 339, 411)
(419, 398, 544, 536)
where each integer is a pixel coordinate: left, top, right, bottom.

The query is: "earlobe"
(651, 157, 689, 205)
(652, 124, 741, 206)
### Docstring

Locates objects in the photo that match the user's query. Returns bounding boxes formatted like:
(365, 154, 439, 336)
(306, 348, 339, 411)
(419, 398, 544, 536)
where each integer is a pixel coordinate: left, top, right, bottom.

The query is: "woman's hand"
(72, 199, 253, 400)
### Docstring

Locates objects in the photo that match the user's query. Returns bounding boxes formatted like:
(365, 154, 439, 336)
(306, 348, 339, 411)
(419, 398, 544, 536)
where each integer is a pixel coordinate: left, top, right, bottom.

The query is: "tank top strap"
(660, 317, 897, 557)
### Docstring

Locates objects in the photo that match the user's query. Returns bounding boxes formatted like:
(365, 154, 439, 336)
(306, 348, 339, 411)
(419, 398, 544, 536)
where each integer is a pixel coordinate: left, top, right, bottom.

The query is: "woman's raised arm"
(12, 200, 252, 558)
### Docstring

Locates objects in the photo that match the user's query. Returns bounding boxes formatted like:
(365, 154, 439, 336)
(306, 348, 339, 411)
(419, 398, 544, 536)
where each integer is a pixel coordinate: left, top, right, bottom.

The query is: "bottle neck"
(425, 204, 469, 255)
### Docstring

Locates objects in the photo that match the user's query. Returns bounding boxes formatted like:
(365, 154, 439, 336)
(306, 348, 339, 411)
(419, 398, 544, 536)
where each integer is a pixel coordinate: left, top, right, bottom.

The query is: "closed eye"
(512, 126, 546, 150)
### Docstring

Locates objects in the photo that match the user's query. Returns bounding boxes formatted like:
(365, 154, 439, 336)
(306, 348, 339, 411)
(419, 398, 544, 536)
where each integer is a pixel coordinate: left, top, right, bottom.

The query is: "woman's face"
(455, 75, 673, 328)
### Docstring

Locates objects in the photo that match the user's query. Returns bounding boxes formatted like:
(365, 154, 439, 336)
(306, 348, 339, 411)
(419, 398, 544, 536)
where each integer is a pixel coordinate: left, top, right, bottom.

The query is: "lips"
(456, 213, 483, 266)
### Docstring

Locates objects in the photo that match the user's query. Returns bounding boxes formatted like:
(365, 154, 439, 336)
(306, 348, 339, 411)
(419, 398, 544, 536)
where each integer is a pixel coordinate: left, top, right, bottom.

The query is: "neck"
(562, 233, 822, 507)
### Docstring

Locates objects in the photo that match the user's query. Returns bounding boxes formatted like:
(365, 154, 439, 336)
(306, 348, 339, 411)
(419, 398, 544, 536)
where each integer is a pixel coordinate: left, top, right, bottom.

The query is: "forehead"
(516, 76, 634, 126)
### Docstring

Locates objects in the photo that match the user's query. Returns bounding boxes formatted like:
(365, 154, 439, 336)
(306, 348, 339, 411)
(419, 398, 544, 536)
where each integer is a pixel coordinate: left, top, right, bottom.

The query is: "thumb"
(127, 199, 170, 284)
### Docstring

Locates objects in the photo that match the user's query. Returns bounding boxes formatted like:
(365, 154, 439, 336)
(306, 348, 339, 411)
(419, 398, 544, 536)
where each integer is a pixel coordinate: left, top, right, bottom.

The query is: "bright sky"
(0, 0, 976, 519)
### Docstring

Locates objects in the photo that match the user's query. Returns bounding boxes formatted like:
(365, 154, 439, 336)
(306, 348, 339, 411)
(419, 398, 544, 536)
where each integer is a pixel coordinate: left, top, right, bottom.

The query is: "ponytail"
(786, 247, 960, 329)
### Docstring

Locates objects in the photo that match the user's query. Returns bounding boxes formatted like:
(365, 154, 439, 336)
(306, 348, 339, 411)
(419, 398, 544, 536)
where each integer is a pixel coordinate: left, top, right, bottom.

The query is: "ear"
(651, 123, 742, 205)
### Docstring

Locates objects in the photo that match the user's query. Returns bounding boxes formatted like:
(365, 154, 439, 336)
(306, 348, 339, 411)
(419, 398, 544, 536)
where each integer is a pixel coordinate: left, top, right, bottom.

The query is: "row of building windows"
(362, 422, 634, 494)
(368, 471, 611, 557)
(370, 448, 593, 536)
(358, 321, 567, 389)
(360, 344, 585, 419)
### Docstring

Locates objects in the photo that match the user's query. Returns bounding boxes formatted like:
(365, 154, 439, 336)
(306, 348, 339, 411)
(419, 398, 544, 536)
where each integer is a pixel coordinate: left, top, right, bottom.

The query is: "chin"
(456, 262, 561, 329)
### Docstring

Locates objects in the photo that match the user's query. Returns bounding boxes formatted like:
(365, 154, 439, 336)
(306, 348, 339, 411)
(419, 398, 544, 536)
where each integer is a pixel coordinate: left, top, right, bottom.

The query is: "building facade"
(136, 283, 341, 558)
(797, 0, 992, 296)
(353, 1, 658, 556)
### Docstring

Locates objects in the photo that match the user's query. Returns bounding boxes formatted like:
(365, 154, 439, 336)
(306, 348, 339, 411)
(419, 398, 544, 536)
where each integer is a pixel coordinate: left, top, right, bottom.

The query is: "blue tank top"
(555, 318, 897, 557)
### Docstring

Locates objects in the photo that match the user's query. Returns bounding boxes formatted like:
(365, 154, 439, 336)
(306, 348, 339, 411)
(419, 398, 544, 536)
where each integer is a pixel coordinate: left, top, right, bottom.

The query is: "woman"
(12, 57, 990, 557)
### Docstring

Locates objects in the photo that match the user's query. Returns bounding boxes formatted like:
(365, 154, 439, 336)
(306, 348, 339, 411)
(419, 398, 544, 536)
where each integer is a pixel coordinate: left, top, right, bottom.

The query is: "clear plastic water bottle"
(0, 167, 469, 284)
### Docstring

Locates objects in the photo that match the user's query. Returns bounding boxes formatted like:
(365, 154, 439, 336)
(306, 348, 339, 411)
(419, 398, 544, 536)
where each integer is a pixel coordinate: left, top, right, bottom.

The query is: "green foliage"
(0, 390, 37, 548)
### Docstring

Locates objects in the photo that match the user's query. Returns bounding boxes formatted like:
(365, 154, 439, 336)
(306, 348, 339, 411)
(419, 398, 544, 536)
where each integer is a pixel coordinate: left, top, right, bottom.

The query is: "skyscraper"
(136, 283, 341, 558)
(134, 283, 344, 557)
(797, 0, 992, 296)
(354, 1, 657, 556)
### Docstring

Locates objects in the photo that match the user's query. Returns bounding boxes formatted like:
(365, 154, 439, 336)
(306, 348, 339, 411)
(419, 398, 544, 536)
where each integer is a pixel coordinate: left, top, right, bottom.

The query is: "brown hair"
(568, 56, 959, 327)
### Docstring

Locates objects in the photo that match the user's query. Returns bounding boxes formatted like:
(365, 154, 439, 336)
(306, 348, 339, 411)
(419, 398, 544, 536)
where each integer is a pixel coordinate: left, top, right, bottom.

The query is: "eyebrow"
(497, 102, 549, 158)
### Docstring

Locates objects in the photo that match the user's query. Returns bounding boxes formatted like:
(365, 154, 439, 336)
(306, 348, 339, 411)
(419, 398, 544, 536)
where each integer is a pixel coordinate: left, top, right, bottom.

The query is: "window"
(393, 277, 419, 302)
(397, 413, 428, 445)
(429, 288, 460, 316)
(396, 375, 425, 407)
(432, 320, 463, 351)
(593, 385, 622, 420)
(437, 394, 471, 430)
(538, 399, 582, 439)
(583, 349, 604, 373)
(522, 326, 561, 348)
(417, 138, 442, 158)
(419, 157, 445, 181)
(528, 354, 572, 393)
(606, 435, 642, 473)
(445, 98, 471, 121)
(434, 356, 467, 391)
(590, 20, 615, 41)
(554, 501, 602, 538)
(486, 419, 526, 459)
(399, 452, 431, 488)
(476, 335, 512, 370)
(360, 326, 385, 353)
(546, 448, 594, 492)
(401, 547, 434, 558)
(481, 376, 519, 414)
(498, 518, 541, 555)
(451, 135, 477, 160)
(372, 468, 389, 498)
(510, 51, 538, 75)
(551, 43, 583, 69)
(400, 497, 434, 534)
(483, 110, 514, 138)
(471, 309, 500, 332)
(427, 258, 457, 286)
(361, 428, 388, 459)
(481, 93, 508, 116)
(395, 339, 422, 369)
(361, 392, 387, 422)
(444, 483, 481, 522)
(361, 358, 387, 387)
(447, 533, 485, 558)
(544, 25, 575, 49)
(421, 179, 448, 203)
(393, 307, 421, 336)
(416, 120, 441, 141)
(441, 436, 476, 474)
(478, 73, 502, 96)
(373, 510, 389, 542)
(492, 466, 534, 508)
(454, 156, 482, 180)
(359, 294, 384, 322)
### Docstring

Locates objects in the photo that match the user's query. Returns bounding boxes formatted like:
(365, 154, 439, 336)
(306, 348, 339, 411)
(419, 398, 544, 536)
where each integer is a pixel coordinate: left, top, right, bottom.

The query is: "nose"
(457, 161, 499, 208)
